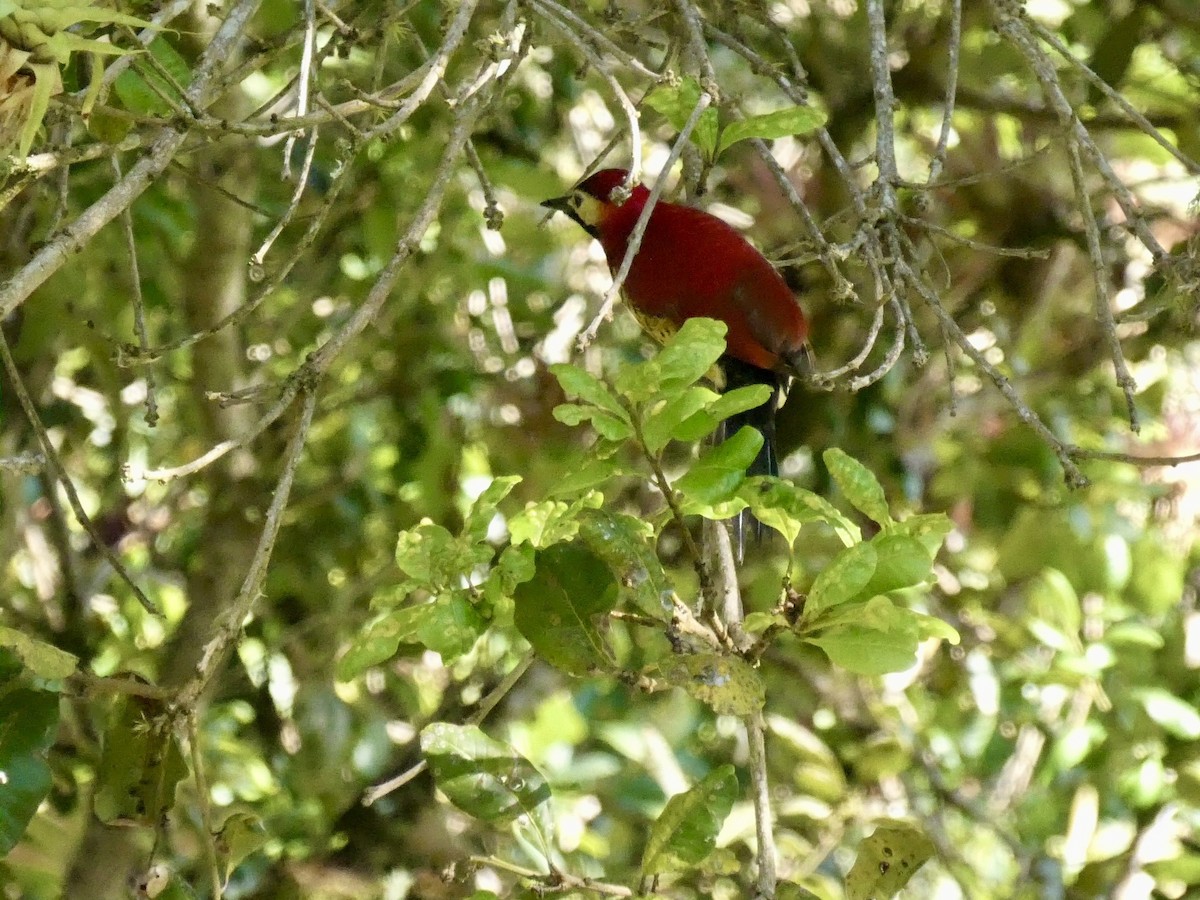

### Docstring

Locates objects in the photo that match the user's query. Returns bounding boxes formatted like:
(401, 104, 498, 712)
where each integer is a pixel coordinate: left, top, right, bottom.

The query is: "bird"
(542, 167, 811, 550)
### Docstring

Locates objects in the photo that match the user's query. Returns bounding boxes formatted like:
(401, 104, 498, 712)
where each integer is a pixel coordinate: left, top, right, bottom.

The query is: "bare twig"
(528, 0, 660, 79)
(1026, 16, 1200, 176)
(926, 0, 963, 186)
(173, 387, 319, 711)
(0, 0, 264, 321)
(184, 713, 223, 900)
(364, 0, 480, 141)
(111, 156, 158, 427)
(1064, 134, 1140, 432)
(0, 331, 160, 614)
(534, 0, 643, 194)
(282, 0, 318, 180)
(363, 651, 536, 806)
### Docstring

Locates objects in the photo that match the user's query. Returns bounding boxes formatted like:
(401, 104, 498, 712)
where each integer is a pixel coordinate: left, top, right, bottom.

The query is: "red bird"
(542, 168, 810, 494)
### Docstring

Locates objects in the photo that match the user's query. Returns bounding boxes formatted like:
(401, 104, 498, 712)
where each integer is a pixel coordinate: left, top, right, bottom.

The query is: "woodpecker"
(543, 168, 811, 548)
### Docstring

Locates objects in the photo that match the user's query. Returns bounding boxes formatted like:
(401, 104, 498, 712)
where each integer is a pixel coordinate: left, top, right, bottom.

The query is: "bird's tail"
(718, 358, 785, 558)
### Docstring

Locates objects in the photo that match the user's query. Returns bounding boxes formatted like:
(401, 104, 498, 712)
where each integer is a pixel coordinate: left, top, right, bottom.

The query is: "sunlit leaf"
(845, 820, 935, 900)
(824, 448, 892, 525)
(0, 625, 77, 679)
(645, 76, 719, 156)
(806, 542, 877, 616)
(550, 364, 628, 418)
(650, 653, 765, 715)
(421, 723, 550, 822)
(675, 426, 762, 505)
(806, 621, 919, 676)
(741, 477, 861, 547)
(717, 105, 826, 154)
(642, 765, 738, 875)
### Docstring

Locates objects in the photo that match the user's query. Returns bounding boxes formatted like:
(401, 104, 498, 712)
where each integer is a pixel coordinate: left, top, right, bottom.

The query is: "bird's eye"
(571, 194, 583, 208)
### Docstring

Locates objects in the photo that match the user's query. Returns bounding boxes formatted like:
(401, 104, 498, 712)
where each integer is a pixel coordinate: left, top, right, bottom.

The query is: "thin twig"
(111, 156, 159, 427)
(363, 651, 536, 806)
(534, 0, 643, 194)
(364, 0, 480, 141)
(0, 331, 161, 614)
(528, 0, 660, 78)
(576, 90, 713, 349)
(173, 387, 319, 711)
(0, 0, 264, 321)
(926, 0, 962, 186)
(1064, 134, 1140, 432)
(1026, 16, 1200, 176)
(185, 713, 223, 900)
(139, 11, 521, 481)
(283, 0, 318, 180)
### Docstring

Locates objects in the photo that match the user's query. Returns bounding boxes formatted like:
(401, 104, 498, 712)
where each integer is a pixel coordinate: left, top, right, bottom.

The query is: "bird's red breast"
(572, 169, 809, 374)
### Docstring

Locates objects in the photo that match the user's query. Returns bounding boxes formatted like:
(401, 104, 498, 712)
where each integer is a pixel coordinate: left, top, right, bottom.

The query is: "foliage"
(1, 0, 1199, 898)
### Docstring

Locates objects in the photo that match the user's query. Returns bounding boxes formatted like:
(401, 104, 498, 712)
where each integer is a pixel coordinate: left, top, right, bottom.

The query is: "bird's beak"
(540, 193, 597, 237)
(540, 195, 572, 215)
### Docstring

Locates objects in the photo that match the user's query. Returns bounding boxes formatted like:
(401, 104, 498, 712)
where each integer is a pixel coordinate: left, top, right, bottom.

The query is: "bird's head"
(541, 168, 648, 239)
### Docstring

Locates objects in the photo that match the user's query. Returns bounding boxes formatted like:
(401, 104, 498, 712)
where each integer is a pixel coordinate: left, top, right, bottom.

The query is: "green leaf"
(465, 475, 521, 542)
(645, 76, 719, 157)
(911, 611, 960, 645)
(699, 383, 775, 425)
(421, 723, 550, 823)
(885, 513, 953, 557)
(214, 811, 268, 884)
(613, 318, 726, 403)
(651, 653, 765, 715)
(807, 542, 877, 616)
(513, 541, 618, 675)
(0, 625, 77, 679)
(550, 454, 618, 495)
(741, 477, 861, 547)
(743, 611, 787, 635)
(0, 688, 58, 854)
(1027, 567, 1082, 652)
(509, 494, 602, 547)
(552, 403, 633, 441)
(824, 448, 892, 525)
(550, 364, 627, 418)
(675, 426, 763, 505)
(806, 621, 919, 676)
(845, 820, 935, 900)
(671, 384, 774, 444)
(858, 533, 934, 600)
(656, 318, 727, 391)
(94, 694, 188, 826)
(577, 509, 674, 618)
(642, 386, 720, 453)
(338, 593, 486, 679)
(642, 765, 738, 876)
(112, 37, 190, 116)
(717, 105, 827, 154)
(395, 522, 494, 588)
(1134, 689, 1200, 740)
